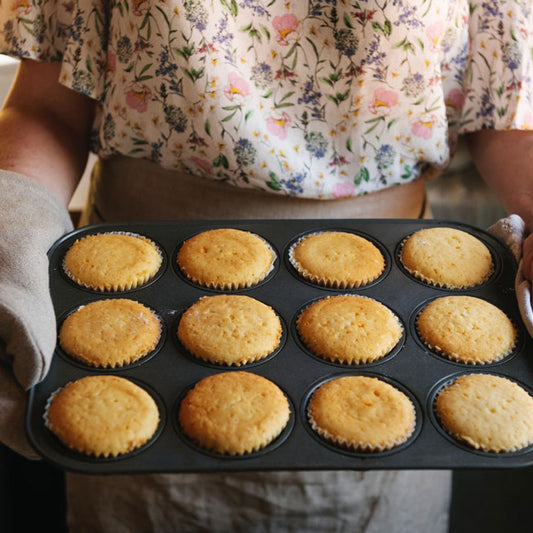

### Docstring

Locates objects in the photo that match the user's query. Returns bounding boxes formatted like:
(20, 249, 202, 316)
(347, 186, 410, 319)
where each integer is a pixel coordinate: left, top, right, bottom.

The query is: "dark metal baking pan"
(26, 219, 533, 474)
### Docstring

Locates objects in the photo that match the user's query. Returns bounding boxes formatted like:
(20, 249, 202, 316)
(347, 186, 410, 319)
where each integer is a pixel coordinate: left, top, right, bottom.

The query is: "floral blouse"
(1, 0, 533, 199)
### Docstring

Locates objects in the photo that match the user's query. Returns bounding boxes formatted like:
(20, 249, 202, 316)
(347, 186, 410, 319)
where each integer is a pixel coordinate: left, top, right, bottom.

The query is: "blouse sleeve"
(0, 0, 108, 101)
(459, 0, 533, 133)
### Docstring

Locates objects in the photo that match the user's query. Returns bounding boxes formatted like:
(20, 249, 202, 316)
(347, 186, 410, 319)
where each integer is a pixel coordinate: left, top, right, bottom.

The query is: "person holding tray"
(0, 1, 533, 532)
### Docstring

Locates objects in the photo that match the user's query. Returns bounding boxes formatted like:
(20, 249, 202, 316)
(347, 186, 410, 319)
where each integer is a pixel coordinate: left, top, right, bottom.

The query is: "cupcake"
(435, 373, 533, 453)
(296, 295, 403, 364)
(63, 232, 163, 291)
(59, 299, 162, 368)
(289, 231, 385, 288)
(308, 375, 416, 452)
(177, 295, 282, 366)
(416, 296, 517, 365)
(179, 371, 290, 455)
(400, 227, 493, 288)
(176, 228, 275, 290)
(46, 375, 160, 458)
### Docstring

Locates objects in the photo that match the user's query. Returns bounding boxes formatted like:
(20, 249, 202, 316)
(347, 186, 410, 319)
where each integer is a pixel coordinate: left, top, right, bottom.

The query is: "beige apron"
(67, 156, 449, 533)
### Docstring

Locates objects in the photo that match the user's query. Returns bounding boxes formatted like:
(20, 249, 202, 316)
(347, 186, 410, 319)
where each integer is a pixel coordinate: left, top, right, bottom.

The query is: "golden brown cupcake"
(177, 295, 282, 366)
(176, 228, 275, 289)
(59, 299, 162, 368)
(416, 296, 517, 365)
(179, 371, 290, 455)
(296, 295, 403, 364)
(46, 375, 160, 457)
(63, 232, 162, 291)
(435, 373, 533, 452)
(289, 231, 385, 288)
(400, 227, 493, 288)
(308, 375, 416, 452)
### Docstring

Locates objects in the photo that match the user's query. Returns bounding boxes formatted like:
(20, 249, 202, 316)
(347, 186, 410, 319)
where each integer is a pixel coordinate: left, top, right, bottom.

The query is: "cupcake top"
(435, 373, 533, 453)
(417, 296, 517, 365)
(177, 228, 275, 290)
(289, 231, 385, 288)
(400, 227, 493, 288)
(59, 299, 162, 368)
(63, 232, 162, 291)
(46, 375, 160, 457)
(177, 295, 282, 366)
(296, 295, 403, 364)
(308, 376, 416, 452)
(179, 371, 290, 455)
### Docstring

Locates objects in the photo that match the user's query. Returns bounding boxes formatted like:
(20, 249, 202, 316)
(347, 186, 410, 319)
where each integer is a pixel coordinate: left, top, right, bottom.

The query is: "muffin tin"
(26, 219, 533, 474)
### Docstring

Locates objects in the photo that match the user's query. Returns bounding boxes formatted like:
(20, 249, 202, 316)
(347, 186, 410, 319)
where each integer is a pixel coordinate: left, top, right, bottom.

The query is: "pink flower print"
(412, 115, 436, 140)
(369, 88, 399, 115)
(266, 112, 291, 140)
(224, 72, 250, 101)
(426, 21, 444, 51)
(126, 84, 152, 113)
(190, 156, 214, 176)
(107, 51, 117, 74)
(131, 0, 150, 17)
(272, 14, 300, 46)
(445, 89, 465, 112)
(333, 182, 355, 198)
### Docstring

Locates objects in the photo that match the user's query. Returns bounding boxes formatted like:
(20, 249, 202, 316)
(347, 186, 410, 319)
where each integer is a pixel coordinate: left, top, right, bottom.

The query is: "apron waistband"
(80, 156, 430, 226)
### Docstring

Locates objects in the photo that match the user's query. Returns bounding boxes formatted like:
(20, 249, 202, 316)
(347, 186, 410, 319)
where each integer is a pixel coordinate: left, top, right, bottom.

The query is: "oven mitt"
(0, 170, 73, 459)
(487, 214, 533, 338)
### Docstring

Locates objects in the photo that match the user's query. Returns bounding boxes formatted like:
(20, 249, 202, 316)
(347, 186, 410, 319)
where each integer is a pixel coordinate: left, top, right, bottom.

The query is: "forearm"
(0, 59, 96, 206)
(465, 130, 533, 232)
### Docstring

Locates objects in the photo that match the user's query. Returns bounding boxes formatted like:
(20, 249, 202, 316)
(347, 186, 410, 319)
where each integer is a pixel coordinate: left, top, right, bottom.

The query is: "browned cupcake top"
(177, 228, 275, 289)
(179, 371, 290, 455)
(59, 299, 162, 368)
(177, 295, 282, 366)
(297, 295, 403, 364)
(289, 231, 385, 288)
(435, 374, 533, 453)
(416, 296, 517, 365)
(63, 232, 162, 291)
(46, 375, 160, 458)
(308, 376, 416, 451)
(400, 227, 493, 289)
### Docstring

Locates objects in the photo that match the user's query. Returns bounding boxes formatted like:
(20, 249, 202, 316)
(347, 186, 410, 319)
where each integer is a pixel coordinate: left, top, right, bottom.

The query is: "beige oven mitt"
(0, 170, 72, 459)
(487, 214, 533, 337)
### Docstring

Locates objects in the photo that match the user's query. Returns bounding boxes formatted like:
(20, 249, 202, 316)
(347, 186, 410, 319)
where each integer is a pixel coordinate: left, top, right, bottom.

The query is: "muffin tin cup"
(25, 218, 533, 474)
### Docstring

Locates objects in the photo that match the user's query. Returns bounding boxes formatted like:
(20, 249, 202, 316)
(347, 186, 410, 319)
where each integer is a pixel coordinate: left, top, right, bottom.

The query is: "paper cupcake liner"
(288, 232, 384, 289)
(62, 231, 163, 292)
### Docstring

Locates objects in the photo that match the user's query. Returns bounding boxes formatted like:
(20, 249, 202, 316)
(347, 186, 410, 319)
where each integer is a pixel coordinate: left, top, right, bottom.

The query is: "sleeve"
(459, 0, 533, 133)
(0, 0, 109, 101)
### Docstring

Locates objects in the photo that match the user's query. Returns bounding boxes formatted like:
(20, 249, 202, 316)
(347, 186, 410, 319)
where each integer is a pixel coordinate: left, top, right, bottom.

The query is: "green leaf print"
(266, 171, 282, 191)
(213, 154, 229, 169)
(400, 166, 412, 180)
(354, 167, 369, 186)
(220, 0, 238, 17)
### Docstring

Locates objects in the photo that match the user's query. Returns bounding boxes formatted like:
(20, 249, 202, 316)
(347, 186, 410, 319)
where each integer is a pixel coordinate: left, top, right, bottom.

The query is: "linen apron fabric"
(67, 155, 447, 533)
